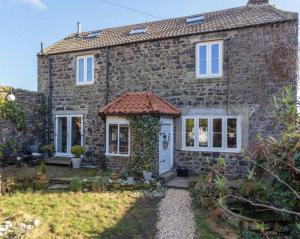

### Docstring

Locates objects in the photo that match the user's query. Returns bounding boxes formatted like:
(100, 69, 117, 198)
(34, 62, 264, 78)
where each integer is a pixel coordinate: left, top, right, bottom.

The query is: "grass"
(0, 191, 160, 239)
(192, 204, 222, 239)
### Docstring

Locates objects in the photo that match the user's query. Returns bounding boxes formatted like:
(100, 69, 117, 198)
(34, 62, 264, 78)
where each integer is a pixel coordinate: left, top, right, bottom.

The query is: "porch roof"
(99, 92, 181, 117)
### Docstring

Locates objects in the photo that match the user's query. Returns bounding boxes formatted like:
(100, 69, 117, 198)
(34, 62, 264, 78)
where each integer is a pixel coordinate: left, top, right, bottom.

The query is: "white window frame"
(105, 117, 130, 157)
(182, 115, 241, 153)
(196, 41, 223, 79)
(76, 55, 94, 85)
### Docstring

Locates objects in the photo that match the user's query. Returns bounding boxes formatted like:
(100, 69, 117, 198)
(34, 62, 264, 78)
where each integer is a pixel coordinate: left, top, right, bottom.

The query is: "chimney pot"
(247, 0, 269, 5)
(77, 22, 81, 34)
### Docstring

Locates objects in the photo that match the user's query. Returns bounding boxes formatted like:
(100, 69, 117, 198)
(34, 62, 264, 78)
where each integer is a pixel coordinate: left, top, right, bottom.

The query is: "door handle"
(160, 159, 166, 163)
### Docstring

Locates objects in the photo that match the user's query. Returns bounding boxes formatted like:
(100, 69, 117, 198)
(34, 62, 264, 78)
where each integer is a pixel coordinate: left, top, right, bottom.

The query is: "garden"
(191, 88, 300, 239)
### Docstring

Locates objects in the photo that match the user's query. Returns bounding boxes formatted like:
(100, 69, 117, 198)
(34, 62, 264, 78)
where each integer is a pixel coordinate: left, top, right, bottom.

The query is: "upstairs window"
(76, 55, 94, 85)
(182, 115, 241, 153)
(196, 41, 223, 79)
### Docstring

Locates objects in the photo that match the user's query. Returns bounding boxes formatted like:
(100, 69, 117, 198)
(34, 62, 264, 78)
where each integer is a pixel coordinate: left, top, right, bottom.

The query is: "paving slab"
(165, 176, 197, 189)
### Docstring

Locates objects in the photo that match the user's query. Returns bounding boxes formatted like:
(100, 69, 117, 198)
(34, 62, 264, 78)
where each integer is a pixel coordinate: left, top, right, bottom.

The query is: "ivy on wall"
(0, 89, 26, 130)
(129, 115, 160, 174)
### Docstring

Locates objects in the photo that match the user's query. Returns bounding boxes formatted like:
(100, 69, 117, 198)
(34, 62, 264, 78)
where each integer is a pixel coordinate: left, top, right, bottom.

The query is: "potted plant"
(142, 163, 153, 182)
(40, 144, 54, 159)
(70, 145, 85, 169)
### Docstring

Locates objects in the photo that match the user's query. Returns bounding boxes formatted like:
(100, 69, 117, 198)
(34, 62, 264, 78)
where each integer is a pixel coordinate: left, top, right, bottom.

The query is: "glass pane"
(71, 117, 82, 147)
(213, 118, 222, 148)
(109, 125, 118, 154)
(119, 125, 129, 154)
(57, 117, 68, 153)
(185, 119, 195, 147)
(87, 57, 93, 82)
(78, 58, 84, 82)
(227, 118, 237, 148)
(199, 45, 207, 75)
(199, 119, 208, 147)
(211, 44, 219, 74)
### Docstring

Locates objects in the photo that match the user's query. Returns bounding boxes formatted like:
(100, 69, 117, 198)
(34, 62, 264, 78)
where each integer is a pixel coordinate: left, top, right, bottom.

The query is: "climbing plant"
(129, 115, 160, 175)
(0, 88, 26, 130)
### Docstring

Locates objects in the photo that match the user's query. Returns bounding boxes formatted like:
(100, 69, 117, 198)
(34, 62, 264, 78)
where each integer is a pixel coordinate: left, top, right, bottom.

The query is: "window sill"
(76, 81, 95, 86)
(181, 147, 241, 153)
(105, 153, 130, 157)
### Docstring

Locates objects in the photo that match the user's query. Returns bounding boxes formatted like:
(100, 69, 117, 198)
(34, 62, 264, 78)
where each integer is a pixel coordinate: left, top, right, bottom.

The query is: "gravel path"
(156, 189, 196, 239)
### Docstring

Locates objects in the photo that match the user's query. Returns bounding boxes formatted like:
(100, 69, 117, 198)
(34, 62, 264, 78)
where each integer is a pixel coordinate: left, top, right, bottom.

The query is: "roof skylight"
(186, 15, 205, 25)
(128, 28, 147, 35)
(86, 30, 102, 38)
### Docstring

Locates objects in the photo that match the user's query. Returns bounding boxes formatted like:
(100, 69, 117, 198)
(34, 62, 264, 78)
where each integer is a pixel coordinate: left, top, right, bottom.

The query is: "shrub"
(70, 145, 85, 158)
(1, 176, 16, 195)
(69, 179, 82, 192)
(40, 145, 54, 155)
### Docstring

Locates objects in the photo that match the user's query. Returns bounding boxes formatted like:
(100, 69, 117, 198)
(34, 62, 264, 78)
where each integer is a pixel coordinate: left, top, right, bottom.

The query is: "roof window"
(86, 30, 102, 38)
(128, 28, 147, 35)
(186, 15, 205, 25)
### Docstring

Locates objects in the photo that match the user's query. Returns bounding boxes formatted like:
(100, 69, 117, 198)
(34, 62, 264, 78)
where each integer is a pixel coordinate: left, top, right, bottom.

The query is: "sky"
(0, 0, 299, 91)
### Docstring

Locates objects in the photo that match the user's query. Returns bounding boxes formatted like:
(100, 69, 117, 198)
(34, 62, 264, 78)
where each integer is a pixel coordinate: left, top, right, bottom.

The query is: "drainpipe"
(105, 47, 110, 104)
(47, 56, 53, 144)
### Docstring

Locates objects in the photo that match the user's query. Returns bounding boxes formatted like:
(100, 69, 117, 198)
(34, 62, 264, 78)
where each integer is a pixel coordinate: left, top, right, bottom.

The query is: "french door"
(55, 115, 83, 156)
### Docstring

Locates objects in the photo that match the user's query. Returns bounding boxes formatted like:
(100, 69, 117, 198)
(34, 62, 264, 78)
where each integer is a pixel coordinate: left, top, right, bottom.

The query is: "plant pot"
(143, 171, 152, 181)
(71, 157, 82, 169)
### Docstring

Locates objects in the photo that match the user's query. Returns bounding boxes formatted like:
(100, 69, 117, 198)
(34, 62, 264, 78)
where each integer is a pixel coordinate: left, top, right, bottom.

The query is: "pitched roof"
(43, 4, 297, 55)
(99, 92, 181, 116)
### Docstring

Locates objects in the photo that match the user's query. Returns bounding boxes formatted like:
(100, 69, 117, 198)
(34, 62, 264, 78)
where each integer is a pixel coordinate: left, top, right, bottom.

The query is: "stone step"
(159, 171, 177, 183)
(165, 176, 198, 189)
(48, 184, 69, 190)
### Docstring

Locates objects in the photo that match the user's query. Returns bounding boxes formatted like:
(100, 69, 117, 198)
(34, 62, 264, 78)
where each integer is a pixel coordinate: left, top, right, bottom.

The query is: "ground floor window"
(106, 117, 130, 156)
(182, 115, 241, 152)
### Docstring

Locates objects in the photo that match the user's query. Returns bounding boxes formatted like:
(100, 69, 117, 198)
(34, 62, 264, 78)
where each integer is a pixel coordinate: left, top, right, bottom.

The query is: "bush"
(1, 176, 16, 195)
(69, 179, 82, 192)
(70, 145, 85, 157)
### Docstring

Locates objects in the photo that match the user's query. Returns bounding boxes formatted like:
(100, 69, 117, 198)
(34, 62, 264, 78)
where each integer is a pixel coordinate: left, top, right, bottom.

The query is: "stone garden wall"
(0, 87, 46, 151)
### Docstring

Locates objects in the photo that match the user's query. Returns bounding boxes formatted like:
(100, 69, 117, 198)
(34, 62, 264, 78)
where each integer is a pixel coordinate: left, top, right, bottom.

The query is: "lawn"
(0, 191, 160, 239)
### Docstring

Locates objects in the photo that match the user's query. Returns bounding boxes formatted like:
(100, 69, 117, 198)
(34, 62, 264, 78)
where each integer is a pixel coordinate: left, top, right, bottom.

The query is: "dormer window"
(186, 15, 205, 25)
(128, 28, 147, 35)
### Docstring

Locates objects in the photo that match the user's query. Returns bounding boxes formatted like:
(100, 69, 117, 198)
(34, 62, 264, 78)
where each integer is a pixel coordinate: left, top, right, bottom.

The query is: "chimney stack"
(77, 22, 81, 35)
(247, 0, 269, 5)
(40, 42, 44, 54)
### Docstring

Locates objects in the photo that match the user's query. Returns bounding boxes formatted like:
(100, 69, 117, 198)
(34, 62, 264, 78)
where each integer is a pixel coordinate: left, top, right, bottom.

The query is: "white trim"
(55, 114, 84, 157)
(181, 115, 241, 153)
(196, 41, 223, 79)
(105, 117, 130, 157)
(76, 55, 94, 85)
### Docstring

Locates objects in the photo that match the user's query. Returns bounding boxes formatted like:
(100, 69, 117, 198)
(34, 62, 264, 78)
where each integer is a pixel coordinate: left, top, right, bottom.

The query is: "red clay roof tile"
(99, 92, 180, 116)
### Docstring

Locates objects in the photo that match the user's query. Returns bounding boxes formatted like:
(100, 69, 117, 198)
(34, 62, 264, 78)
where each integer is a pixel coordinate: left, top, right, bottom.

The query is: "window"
(129, 28, 147, 35)
(76, 55, 94, 85)
(86, 30, 102, 38)
(196, 41, 223, 78)
(106, 118, 130, 156)
(186, 15, 205, 25)
(182, 116, 241, 152)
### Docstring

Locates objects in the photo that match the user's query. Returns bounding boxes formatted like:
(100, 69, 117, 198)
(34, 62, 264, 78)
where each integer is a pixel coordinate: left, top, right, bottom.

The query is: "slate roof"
(99, 92, 181, 116)
(43, 4, 297, 55)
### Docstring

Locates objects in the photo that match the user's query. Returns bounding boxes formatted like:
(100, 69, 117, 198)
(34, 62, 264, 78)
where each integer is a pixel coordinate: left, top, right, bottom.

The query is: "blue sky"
(0, 0, 299, 91)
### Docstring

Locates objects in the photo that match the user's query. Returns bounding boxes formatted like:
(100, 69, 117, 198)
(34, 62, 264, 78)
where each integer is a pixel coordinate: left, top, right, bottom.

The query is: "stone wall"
(0, 87, 46, 151)
(38, 19, 298, 177)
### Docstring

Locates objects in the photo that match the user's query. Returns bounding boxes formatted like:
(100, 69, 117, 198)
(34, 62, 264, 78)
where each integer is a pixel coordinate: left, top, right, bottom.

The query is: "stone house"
(38, 0, 298, 178)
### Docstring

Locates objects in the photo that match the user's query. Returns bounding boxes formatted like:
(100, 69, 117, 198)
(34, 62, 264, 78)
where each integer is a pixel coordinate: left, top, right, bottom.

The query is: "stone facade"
(0, 87, 46, 151)
(38, 20, 298, 177)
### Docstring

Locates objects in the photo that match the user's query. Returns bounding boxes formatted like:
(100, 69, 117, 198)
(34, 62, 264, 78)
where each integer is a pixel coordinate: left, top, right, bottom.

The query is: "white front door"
(55, 115, 83, 156)
(159, 119, 173, 175)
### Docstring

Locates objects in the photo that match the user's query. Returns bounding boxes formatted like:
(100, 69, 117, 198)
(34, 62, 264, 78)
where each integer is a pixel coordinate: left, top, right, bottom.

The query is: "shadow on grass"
(93, 196, 161, 239)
